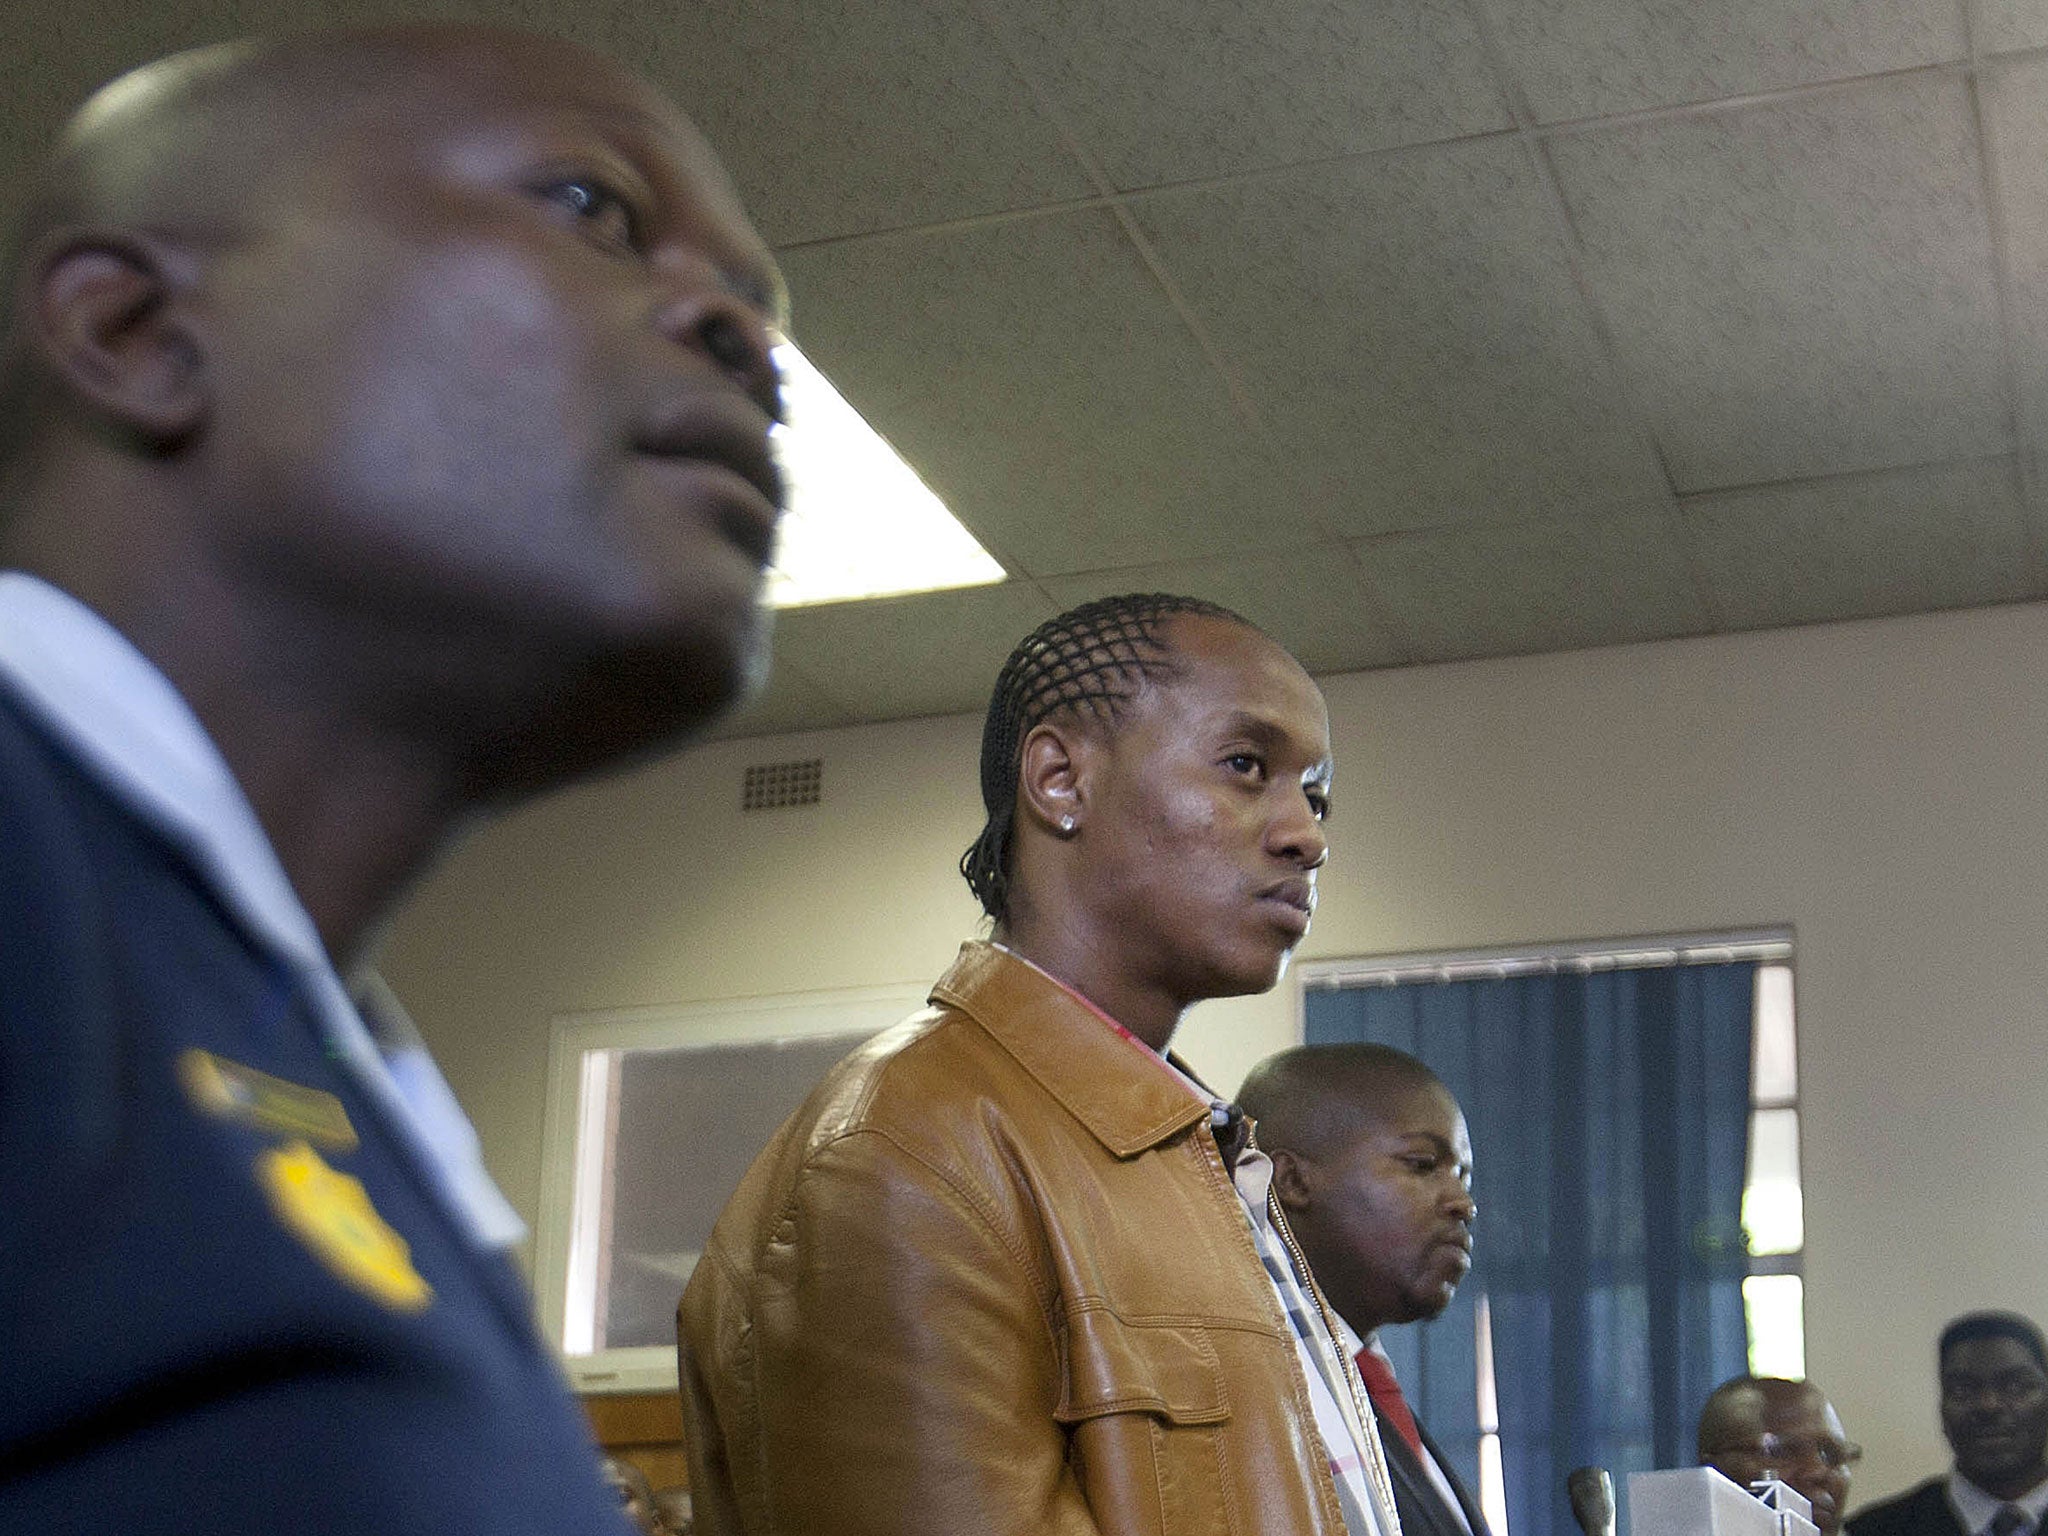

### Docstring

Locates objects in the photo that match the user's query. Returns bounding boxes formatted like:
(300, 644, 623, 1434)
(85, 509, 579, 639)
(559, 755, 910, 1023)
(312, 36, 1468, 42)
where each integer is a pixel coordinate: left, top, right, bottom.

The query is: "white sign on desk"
(1627, 1468, 1820, 1536)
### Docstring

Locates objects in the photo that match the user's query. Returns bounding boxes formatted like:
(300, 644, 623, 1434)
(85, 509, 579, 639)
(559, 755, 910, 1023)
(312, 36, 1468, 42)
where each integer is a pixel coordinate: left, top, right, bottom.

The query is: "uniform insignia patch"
(178, 1048, 359, 1150)
(257, 1139, 434, 1313)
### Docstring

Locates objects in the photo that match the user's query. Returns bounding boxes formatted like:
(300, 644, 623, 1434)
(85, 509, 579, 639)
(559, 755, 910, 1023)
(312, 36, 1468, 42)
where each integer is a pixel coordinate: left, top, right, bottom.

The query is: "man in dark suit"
(1240, 1043, 1492, 1536)
(1698, 1375, 1861, 1535)
(0, 23, 785, 1534)
(1848, 1314, 2048, 1536)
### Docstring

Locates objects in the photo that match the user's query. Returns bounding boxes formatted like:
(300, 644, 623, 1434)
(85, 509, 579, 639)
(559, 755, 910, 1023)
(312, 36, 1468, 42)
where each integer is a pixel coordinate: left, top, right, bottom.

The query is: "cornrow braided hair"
(959, 592, 1256, 922)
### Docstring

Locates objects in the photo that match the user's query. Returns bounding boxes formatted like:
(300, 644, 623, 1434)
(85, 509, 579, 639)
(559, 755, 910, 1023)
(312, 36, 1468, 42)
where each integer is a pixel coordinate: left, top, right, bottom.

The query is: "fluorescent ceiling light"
(765, 340, 1007, 608)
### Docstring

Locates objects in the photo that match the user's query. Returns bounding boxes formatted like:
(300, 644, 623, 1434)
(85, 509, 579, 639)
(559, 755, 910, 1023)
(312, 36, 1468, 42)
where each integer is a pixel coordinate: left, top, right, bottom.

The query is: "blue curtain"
(1304, 964, 1755, 1536)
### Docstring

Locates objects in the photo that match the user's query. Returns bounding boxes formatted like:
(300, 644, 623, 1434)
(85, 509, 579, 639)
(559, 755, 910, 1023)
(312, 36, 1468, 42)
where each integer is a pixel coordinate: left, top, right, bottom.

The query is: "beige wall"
(381, 598, 2048, 1513)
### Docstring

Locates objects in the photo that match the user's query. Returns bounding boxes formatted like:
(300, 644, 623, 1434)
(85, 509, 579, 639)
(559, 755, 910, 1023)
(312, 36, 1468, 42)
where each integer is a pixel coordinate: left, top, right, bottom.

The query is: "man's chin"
(1960, 1453, 2043, 1489)
(1394, 1291, 1458, 1326)
(626, 595, 772, 730)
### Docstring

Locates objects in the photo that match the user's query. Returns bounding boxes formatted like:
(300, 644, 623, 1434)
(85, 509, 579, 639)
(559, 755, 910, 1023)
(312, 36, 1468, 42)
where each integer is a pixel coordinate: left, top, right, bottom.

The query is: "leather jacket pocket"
(1054, 1307, 1237, 1536)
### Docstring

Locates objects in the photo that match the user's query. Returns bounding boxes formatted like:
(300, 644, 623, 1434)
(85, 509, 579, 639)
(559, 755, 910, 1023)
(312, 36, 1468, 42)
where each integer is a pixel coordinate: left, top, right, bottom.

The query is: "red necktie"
(1355, 1346, 1426, 1462)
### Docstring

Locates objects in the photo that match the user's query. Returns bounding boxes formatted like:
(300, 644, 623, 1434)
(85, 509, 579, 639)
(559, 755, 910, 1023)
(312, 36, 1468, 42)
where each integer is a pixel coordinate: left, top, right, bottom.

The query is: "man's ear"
(28, 232, 205, 446)
(1019, 720, 1089, 837)
(1270, 1146, 1315, 1215)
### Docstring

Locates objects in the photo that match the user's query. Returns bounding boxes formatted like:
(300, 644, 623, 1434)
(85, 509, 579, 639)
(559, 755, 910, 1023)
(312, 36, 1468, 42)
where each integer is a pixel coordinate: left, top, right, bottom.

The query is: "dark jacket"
(0, 682, 628, 1535)
(1381, 1410, 1494, 1536)
(1848, 1480, 1966, 1536)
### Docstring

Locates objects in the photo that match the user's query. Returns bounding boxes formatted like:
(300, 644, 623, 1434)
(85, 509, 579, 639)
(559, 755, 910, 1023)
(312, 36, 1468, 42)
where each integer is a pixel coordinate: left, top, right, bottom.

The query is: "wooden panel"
(585, 1391, 688, 1496)
(585, 1390, 683, 1447)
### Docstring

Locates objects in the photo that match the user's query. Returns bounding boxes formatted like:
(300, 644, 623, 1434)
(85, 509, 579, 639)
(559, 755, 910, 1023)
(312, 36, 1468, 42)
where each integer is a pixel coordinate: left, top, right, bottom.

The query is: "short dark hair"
(1236, 1043, 1448, 1161)
(958, 592, 1253, 922)
(1941, 1311, 2048, 1374)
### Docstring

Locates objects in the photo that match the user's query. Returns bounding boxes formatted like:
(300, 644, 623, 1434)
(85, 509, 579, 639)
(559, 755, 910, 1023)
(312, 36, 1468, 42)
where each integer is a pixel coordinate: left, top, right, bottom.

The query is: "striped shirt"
(1230, 1121, 1399, 1536)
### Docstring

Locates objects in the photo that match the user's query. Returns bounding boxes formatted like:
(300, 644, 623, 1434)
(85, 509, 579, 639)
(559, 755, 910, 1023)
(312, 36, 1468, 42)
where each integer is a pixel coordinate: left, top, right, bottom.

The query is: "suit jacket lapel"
(1415, 1418, 1493, 1536)
(1378, 1407, 1472, 1536)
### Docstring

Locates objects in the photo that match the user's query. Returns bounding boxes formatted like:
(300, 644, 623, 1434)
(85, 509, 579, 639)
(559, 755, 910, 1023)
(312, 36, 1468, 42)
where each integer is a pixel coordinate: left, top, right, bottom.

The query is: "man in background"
(1239, 1043, 1491, 1536)
(602, 1457, 678, 1536)
(1848, 1314, 2048, 1536)
(1698, 1375, 1861, 1536)
(0, 23, 785, 1532)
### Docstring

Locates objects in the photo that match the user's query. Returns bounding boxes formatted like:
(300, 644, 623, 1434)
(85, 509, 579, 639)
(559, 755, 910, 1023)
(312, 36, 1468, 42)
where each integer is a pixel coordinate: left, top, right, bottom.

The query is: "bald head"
(2, 27, 775, 489)
(600, 1455, 667, 1536)
(1238, 1043, 1448, 1160)
(1697, 1376, 1856, 1536)
(0, 24, 792, 957)
(1, 33, 449, 473)
(1241, 1044, 1475, 1335)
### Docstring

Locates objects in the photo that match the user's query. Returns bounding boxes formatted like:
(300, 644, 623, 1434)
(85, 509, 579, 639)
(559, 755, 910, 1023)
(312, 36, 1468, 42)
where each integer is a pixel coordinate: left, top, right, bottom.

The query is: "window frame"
(1293, 925, 1800, 1532)
(535, 981, 930, 1394)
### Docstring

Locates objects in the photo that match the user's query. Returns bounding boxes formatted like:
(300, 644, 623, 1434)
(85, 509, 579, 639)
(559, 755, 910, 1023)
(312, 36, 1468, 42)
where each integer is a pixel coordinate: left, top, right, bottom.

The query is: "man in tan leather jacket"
(679, 594, 1371, 1536)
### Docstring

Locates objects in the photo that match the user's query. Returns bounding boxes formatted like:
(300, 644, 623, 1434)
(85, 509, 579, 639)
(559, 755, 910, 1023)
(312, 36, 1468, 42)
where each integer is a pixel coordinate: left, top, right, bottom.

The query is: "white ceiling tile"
(4, 0, 2034, 729)
(769, 583, 1060, 722)
(992, 0, 1511, 189)
(778, 208, 1319, 575)
(1038, 549, 1411, 674)
(1682, 458, 2035, 628)
(1981, 57, 2048, 449)
(1551, 74, 2007, 491)
(701, 654, 858, 743)
(1128, 138, 1671, 538)
(0, 0, 1094, 249)
(608, 0, 1093, 245)
(1974, 0, 2048, 55)
(1353, 510, 1713, 662)
(1485, 0, 1964, 123)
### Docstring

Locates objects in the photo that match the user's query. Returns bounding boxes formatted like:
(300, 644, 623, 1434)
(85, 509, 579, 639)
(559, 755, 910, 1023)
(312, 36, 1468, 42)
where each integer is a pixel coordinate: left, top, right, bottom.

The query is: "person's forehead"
(1713, 1388, 1768, 1436)
(1755, 1384, 1832, 1433)
(1946, 1335, 2041, 1374)
(1152, 617, 1329, 735)
(1346, 1079, 1466, 1152)
(303, 37, 782, 309)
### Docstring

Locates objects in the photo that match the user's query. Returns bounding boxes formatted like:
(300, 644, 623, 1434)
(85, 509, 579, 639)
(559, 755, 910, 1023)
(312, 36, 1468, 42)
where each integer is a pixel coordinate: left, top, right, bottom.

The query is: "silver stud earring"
(1059, 814, 1076, 834)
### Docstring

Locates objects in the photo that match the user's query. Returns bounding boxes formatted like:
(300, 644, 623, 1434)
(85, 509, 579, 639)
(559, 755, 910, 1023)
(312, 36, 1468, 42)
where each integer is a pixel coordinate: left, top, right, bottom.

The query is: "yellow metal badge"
(179, 1048, 358, 1151)
(256, 1140, 433, 1313)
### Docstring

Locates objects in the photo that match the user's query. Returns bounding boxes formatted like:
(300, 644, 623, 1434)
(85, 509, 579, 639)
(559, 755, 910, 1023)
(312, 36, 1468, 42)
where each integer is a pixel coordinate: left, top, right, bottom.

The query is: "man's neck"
(132, 604, 478, 968)
(1958, 1465, 2048, 1504)
(992, 919, 1186, 1051)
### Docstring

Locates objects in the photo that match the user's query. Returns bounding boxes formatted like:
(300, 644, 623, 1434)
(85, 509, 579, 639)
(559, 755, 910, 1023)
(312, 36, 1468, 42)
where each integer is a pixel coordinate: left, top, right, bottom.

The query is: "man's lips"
(631, 395, 786, 565)
(1962, 1426, 2026, 1445)
(1258, 877, 1316, 932)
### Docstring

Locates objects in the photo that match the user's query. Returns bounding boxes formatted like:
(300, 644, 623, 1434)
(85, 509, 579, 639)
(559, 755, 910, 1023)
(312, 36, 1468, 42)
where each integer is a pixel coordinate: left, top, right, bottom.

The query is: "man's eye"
(1224, 753, 1265, 779)
(1306, 790, 1331, 822)
(542, 177, 640, 251)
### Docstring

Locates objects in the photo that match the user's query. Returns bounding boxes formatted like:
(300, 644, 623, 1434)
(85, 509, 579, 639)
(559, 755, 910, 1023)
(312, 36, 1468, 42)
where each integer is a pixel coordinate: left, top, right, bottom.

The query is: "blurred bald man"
(1698, 1376, 1861, 1536)
(0, 24, 784, 1533)
(1239, 1044, 1490, 1536)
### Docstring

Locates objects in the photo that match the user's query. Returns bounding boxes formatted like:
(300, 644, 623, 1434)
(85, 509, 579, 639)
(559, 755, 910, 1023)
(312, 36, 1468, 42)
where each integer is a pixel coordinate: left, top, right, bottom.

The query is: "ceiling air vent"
(741, 757, 823, 812)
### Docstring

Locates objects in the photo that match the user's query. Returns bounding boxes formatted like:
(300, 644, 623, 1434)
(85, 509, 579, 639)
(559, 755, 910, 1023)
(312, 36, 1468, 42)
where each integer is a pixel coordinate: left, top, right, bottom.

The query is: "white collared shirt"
(1948, 1469, 2048, 1536)
(0, 571, 523, 1249)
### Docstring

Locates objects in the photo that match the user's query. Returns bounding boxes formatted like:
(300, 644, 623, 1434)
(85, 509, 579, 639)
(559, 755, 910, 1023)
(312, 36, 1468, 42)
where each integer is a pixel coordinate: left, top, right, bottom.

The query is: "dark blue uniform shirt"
(0, 669, 634, 1530)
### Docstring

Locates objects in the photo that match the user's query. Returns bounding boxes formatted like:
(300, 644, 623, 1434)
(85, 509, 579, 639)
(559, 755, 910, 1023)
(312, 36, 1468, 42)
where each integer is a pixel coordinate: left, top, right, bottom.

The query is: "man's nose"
(652, 259, 783, 422)
(1272, 795, 1328, 869)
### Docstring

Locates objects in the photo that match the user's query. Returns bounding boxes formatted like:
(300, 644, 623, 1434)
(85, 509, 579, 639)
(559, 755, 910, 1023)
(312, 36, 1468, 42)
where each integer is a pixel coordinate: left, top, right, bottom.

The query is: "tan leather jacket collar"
(929, 941, 1211, 1160)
